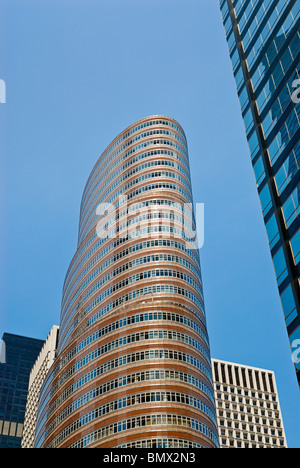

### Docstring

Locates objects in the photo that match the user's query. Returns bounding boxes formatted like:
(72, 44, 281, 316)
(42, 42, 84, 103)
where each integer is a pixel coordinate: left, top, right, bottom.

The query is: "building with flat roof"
(0, 333, 44, 448)
(212, 359, 287, 448)
(21, 326, 59, 448)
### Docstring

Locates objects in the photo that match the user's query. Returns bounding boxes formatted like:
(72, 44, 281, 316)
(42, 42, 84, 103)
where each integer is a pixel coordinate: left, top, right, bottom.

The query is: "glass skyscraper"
(219, 0, 300, 387)
(34, 115, 219, 448)
(0, 333, 44, 448)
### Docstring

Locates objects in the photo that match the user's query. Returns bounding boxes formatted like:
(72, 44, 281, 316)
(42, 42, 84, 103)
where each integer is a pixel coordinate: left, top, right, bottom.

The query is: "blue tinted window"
(266, 215, 280, 249)
(253, 157, 265, 187)
(243, 107, 254, 134)
(232, 48, 241, 72)
(291, 229, 300, 265)
(221, 1, 229, 20)
(239, 86, 249, 112)
(248, 130, 260, 159)
(224, 14, 233, 37)
(281, 285, 297, 326)
(235, 66, 245, 92)
(259, 183, 272, 216)
(228, 31, 236, 53)
(275, 144, 300, 195)
(282, 186, 300, 228)
(273, 247, 288, 285)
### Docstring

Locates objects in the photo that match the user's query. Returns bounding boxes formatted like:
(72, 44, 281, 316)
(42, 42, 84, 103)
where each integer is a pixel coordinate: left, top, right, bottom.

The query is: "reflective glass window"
(243, 107, 254, 134)
(239, 85, 250, 112)
(291, 228, 300, 265)
(275, 143, 300, 195)
(248, 130, 260, 159)
(253, 157, 266, 187)
(280, 285, 297, 326)
(266, 215, 280, 249)
(282, 185, 300, 227)
(273, 247, 288, 285)
(259, 183, 273, 216)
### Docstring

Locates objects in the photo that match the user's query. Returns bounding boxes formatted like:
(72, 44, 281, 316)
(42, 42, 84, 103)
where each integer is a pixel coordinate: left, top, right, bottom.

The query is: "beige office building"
(21, 326, 59, 448)
(212, 359, 287, 448)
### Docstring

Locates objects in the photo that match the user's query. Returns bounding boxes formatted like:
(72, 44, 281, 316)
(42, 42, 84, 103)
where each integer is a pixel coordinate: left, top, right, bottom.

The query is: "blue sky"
(0, 0, 299, 447)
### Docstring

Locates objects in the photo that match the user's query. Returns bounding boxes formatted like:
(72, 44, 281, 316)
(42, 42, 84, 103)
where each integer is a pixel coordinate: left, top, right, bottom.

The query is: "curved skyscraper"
(34, 115, 218, 449)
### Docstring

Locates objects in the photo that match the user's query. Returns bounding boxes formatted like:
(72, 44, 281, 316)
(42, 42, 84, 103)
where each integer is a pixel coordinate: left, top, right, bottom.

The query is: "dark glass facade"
(219, 0, 300, 386)
(0, 333, 44, 448)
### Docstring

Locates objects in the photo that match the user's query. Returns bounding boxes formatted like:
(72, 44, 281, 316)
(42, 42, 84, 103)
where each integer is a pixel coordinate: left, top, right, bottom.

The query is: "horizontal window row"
(80, 179, 193, 245)
(62, 230, 200, 313)
(96, 207, 196, 241)
(61, 239, 202, 336)
(61, 281, 205, 354)
(127, 197, 194, 219)
(124, 159, 189, 182)
(217, 401, 280, 418)
(50, 348, 213, 409)
(59, 329, 210, 387)
(79, 138, 190, 242)
(66, 413, 218, 449)
(215, 384, 278, 400)
(67, 267, 203, 323)
(219, 414, 283, 428)
(79, 147, 186, 245)
(85, 283, 205, 333)
(81, 122, 188, 213)
(60, 310, 208, 370)
(48, 368, 216, 425)
(219, 421, 284, 438)
(220, 434, 285, 447)
(80, 154, 190, 232)
(216, 395, 279, 410)
(50, 390, 217, 448)
(63, 250, 201, 322)
(117, 438, 203, 449)
(124, 170, 191, 196)
(218, 417, 282, 431)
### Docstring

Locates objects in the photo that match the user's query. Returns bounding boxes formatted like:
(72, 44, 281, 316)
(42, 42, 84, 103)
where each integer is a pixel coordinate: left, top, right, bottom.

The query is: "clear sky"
(0, 0, 299, 448)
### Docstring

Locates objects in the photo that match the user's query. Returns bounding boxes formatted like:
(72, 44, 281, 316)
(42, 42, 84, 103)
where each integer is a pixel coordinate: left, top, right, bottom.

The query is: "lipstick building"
(34, 115, 218, 449)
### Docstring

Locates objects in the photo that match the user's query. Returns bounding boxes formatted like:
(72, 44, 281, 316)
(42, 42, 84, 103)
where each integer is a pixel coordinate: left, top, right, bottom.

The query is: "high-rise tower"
(34, 115, 218, 448)
(0, 333, 44, 448)
(219, 0, 300, 386)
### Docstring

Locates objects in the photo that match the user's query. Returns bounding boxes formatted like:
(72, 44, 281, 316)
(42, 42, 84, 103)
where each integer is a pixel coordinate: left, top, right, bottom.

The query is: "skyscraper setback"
(219, 0, 300, 386)
(34, 115, 219, 448)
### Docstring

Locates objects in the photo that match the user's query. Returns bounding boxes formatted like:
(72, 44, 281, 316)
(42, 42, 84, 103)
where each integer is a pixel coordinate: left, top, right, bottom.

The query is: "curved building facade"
(34, 115, 218, 449)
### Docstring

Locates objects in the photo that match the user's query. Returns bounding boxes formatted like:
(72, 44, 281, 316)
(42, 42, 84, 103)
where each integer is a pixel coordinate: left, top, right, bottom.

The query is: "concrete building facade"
(212, 359, 287, 448)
